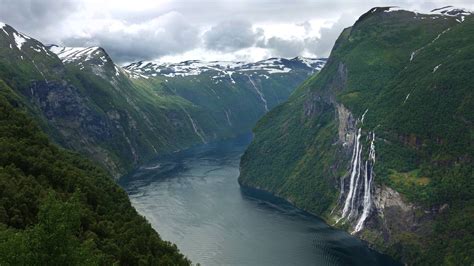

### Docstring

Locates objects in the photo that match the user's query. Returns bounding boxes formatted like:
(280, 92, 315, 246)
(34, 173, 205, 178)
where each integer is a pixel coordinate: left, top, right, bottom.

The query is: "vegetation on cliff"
(240, 7, 473, 264)
(0, 81, 190, 265)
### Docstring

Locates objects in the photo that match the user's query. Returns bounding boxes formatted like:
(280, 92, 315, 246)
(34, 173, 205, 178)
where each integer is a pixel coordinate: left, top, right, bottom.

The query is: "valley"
(239, 6, 474, 265)
(0, 3, 473, 266)
(121, 134, 399, 266)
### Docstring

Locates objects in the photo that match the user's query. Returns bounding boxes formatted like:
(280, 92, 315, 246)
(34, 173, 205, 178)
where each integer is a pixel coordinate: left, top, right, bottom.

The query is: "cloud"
(263, 37, 305, 58)
(296, 21, 312, 34)
(203, 20, 264, 52)
(2, 0, 474, 63)
(0, 0, 77, 32)
(307, 14, 356, 57)
(61, 12, 200, 63)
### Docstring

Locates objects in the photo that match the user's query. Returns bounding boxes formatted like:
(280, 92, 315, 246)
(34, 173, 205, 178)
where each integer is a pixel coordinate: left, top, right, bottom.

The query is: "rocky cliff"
(0, 22, 325, 178)
(239, 7, 473, 264)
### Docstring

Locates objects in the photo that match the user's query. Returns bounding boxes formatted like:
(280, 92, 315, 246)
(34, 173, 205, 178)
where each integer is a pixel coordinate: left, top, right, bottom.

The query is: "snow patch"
(49, 45, 102, 63)
(13, 32, 28, 49)
(0, 22, 8, 36)
(114, 65, 121, 76)
(124, 57, 326, 81)
(383, 6, 472, 21)
(430, 6, 472, 17)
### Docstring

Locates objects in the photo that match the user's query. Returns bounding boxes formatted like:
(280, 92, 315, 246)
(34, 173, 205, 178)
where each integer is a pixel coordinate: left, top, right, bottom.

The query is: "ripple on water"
(122, 135, 400, 266)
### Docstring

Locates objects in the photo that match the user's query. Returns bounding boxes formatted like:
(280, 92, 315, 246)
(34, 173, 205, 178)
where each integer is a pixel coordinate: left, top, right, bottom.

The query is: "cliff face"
(239, 7, 474, 264)
(0, 80, 190, 265)
(0, 23, 325, 178)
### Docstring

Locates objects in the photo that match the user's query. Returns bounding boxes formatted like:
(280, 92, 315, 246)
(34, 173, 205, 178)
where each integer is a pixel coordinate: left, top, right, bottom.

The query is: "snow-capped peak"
(381, 5, 472, 17)
(12, 32, 29, 49)
(48, 45, 105, 64)
(430, 6, 472, 16)
(0, 22, 9, 37)
(124, 57, 326, 79)
(0, 22, 42, 52)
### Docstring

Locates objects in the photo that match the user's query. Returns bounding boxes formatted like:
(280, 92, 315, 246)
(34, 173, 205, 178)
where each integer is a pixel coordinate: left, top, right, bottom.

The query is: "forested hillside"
(0, 80, 190, 265)
(239, 7, 473, 265)
(0, 21, 324, 178)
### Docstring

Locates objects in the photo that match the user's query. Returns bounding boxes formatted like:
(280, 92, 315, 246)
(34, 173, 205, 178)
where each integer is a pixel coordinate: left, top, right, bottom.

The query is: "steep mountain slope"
(239, 6, 473, 265)
(0, 22, 325, 177)
(123, 58, 325, 141)
(0, 80, 189, 264)
(0, 23, 169, 177)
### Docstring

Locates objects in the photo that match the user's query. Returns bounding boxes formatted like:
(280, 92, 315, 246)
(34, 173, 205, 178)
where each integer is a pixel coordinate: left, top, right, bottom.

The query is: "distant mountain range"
(0, 21, 325, 177)
(124, 57, 325, 78)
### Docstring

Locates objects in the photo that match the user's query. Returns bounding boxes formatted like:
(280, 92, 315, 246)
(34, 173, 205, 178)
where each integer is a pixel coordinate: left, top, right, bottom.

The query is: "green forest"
(240, 8, 474, 265)
(0, 81, 190, 265)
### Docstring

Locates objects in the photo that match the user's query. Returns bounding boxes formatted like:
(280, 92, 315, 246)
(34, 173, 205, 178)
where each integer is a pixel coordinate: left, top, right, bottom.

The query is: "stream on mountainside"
(120, 134, 399, 266)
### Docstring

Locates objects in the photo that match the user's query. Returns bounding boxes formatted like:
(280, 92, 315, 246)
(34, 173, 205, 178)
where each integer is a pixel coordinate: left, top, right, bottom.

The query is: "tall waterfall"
(337, 111, 376, 233)
(338, 128, 362, 222)
(181, 107, 207, 143)
(247, 75, 269, 112)
(353, 132, 376, 233)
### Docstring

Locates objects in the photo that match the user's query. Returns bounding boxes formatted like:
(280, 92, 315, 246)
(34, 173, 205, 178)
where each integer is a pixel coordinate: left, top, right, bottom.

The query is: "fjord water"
(121, 135, 399, 266)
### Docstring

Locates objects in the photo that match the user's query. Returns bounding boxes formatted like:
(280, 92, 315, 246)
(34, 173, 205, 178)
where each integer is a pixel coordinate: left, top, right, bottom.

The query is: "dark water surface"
(121, 134, 399, 266)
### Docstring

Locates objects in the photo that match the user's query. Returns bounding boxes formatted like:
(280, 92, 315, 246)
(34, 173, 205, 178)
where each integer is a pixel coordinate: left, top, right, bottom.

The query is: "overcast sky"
(1, 0, 473, 64)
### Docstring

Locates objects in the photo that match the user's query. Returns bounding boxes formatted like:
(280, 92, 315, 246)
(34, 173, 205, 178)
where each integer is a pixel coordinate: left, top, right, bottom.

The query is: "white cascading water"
(182, 107, 207, 143)
(337, 127, 362, 223)
(247, 75, 269, 112)
(224, 109, 233, 126)
(337, 110, 376, 233)
(348, 146, 363, 219)
(353, 132, 376, 233)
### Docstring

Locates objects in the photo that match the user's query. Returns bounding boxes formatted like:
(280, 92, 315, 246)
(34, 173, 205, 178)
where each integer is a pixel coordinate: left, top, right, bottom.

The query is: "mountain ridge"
(239, 6, 473, 265)
(0, 21, 326, 178)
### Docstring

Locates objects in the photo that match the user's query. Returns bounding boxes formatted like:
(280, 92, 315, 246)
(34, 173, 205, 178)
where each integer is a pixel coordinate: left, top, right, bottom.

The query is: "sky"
(1, 0, 473, 64)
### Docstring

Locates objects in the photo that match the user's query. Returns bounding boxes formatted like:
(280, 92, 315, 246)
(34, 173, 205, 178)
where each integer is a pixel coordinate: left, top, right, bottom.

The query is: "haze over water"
(122, 134, 399, 266)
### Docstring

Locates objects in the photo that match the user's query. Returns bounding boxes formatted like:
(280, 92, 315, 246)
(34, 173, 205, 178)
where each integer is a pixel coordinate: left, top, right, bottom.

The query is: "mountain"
(239, 6, 473, 265)
(0, 36, 189, 265)
(0, 21, 325, 264)
(0, 21, 325, 178)
(124, 57, 325, 78)
(122, 57, 326, 142)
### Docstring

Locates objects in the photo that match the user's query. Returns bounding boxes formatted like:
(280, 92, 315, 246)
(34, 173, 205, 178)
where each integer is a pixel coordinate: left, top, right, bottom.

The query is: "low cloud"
(0, 0, 77, 32)
(3, 0, 473, 62)
(260, 14, 357, 58)
(203, 20, 264, 52)
(62, 12, 199, 63)
(263, 37, 305, 58)
(307, 14, 355, 56)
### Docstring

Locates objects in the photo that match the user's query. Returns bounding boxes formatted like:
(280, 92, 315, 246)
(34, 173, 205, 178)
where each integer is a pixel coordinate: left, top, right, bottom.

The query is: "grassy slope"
(240, 8, 473, 264)
(131, 67, 314, 139)
(61, 57, 203, 175)
(0, 80, 189, 265)
(0, 24, 317, 177)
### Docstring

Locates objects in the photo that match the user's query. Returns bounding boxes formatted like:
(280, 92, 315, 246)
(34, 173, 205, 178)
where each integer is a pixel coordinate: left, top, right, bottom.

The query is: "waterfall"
(181, 107, 207, 143)
(224, 109, 232, 126)
(247, 75, 269, 112)
(338, 128, 362, 222)
(353, 132, 376, 233)
(348, 147, 363, 219)
(337, 111, 376, 233)
(31, 59, 48, 84)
